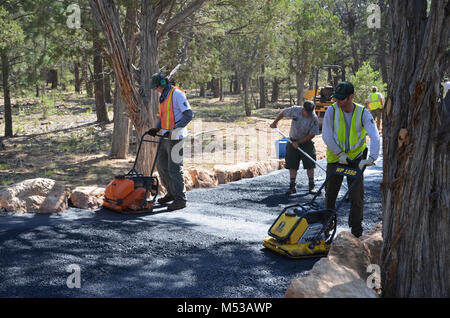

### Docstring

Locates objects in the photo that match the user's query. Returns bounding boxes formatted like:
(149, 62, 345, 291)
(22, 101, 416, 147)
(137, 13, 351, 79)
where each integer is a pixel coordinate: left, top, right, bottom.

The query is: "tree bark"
(111, 82, 130, 158)
(295, 70, 306, 105)
(110, 0, 137, 158)
(271, 77, 281, 103)
(233, 71, 241, 94)
(93, 32, 109, 123)
(243, 75, 251, 116)
(377, 0, 389, 85)
(104, 69, 112, 104)
(82, 53, 93, 98)
(74, 61, 81, 93)
(212, 77, 220, 98)
(199, 82, 205, 97)
(1, 52, 13, 138)
(381, 0, 450, 297)
(259, 64, 266, 108)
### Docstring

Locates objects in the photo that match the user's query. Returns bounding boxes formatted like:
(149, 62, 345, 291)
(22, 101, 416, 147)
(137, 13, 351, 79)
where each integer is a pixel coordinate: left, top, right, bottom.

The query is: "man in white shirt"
(443, 78, 450, 98)
(147, 73, 193, 211)
(322, 81, 380, 237)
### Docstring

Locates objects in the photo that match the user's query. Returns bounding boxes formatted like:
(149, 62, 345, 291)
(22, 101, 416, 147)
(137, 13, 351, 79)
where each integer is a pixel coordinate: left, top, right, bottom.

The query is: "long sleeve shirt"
(322, 104, 380, 161)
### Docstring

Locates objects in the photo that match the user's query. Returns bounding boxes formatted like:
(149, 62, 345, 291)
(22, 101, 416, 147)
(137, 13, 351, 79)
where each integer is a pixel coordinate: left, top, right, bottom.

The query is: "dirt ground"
(0, 91, 327, 190)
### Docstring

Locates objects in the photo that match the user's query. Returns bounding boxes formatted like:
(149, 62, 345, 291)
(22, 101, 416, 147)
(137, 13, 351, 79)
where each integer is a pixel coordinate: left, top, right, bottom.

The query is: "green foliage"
(38, 95, 56, 119)
(0, 6, 25, 51)
(349, 61, 386, 105)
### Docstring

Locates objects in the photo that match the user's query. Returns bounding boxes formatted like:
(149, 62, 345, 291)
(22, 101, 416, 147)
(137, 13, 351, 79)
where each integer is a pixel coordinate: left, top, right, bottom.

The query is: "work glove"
(338, 152, 350, 165)
(146, 128, 160, 136)
(358, 157, 376, 170)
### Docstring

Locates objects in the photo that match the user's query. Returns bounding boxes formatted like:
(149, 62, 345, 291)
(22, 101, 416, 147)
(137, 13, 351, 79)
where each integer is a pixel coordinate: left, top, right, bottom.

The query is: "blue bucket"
(275, 138, 289, 158)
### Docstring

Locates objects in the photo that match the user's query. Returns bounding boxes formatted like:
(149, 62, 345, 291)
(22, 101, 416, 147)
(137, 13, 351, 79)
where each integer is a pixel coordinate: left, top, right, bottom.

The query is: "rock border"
(1, 159, 286, 212)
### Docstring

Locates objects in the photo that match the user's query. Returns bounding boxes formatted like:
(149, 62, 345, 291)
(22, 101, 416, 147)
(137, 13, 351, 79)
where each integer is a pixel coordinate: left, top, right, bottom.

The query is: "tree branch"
(158, 0, 206, 40)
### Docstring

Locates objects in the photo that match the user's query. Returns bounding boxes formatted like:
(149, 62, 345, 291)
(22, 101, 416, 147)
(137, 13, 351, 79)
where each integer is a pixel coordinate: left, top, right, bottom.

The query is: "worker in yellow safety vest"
(365, 86, 383, 132)
(147, 73, 194, 211)
(322, 81, 380, 237)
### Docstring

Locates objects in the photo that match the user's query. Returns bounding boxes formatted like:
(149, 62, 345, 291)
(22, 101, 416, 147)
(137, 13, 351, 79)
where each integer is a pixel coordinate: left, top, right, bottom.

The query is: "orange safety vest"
(158, 87, 185, 130)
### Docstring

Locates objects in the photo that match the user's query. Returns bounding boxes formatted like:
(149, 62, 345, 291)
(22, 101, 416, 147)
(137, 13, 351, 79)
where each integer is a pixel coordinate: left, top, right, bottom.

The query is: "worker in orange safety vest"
(147, 73, 194, 211)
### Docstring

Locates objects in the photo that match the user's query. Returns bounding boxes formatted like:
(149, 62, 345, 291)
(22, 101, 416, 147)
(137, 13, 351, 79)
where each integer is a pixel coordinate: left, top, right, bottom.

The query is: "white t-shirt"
(444, 81, 450, 98)
(160, 88, 191, 140)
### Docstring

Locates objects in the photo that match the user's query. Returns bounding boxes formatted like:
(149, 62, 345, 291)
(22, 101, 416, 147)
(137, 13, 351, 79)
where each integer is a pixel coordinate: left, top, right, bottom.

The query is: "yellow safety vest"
(326, 103, 367, 163)
(368, 92, 382, 110)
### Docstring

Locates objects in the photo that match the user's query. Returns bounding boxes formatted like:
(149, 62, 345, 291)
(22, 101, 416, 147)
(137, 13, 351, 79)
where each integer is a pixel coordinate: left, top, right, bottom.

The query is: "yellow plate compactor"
(263, 163, 366, 259)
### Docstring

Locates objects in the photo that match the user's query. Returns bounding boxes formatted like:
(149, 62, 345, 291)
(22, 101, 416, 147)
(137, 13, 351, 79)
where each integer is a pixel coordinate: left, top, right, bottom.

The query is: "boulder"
(213, 165, 234, 184)
(285, 231, 378, 298)
(285, 258, 378, 298)
(328, 231, 372, 279)
(184, 171, 194, 191)
(0, 178, 69, 213)
(69, 186, 105, 209)
(188, 168, 218, 188)
(213, 159, 283, 185)
(361, 222, 383, 265)
(196, 169, 218, 188)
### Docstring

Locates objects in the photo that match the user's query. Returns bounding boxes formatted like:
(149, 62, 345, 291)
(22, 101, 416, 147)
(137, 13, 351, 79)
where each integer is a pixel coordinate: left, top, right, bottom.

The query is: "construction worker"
(270, 100, 319, 195)
(322, 81, 380, 238)
(366, 86, 383, 132)
(147, 73, 194, 211)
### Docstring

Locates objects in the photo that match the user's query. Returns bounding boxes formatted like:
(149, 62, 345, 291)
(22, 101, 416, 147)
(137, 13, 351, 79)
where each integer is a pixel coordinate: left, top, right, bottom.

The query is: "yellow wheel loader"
(303, 65, 345, 128)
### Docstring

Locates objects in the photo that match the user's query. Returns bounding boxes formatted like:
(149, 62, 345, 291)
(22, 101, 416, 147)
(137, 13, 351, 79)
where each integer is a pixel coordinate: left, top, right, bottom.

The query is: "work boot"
(157, 194, 174, 205)
(286, 183, 297, 195)
(309, 181, 316, 194)
(167, 199, 187, 211)
(351, 227, 363, 238)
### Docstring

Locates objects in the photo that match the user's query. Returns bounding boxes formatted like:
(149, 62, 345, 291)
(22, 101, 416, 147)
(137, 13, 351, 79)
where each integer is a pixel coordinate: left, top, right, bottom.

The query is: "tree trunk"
(271, 77, 280, 103)
(259, 64, 266, 108)
(212, 77, 220, 98)
(74, 61, 81, 93)
(219, 77, 223, 101)
(199, 82, 205, 97)
(1, 52, 12, 138)
(93, 32, 109, 123)
(381, 0, 450, 297)
(243, 75, 251, 116)
(82, 53, 93, 97)
(104, 69, 112, 104)
(377, 0, 389, 85)
(233, 71, 241, 94)
(47, 69, 58, 89)
(111, 82, 130, 158)
(296, 71, 306, 105)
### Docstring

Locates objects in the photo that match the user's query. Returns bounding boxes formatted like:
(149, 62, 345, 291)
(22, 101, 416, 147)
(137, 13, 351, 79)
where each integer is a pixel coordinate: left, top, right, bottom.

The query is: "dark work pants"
(325, 162, 364, 237)
(156, 138, 186, 202)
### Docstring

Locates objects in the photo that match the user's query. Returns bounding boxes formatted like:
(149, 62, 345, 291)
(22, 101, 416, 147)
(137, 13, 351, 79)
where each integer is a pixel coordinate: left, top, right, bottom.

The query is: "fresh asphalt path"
(0, 151, 383, 298)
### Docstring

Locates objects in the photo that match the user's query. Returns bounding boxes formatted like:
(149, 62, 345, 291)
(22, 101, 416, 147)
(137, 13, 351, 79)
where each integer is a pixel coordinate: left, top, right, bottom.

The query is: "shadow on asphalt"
(0, 210, 319, 297)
